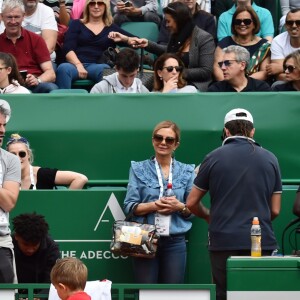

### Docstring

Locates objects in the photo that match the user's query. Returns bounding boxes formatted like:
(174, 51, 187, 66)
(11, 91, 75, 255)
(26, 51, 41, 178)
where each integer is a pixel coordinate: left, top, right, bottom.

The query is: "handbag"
(110, 205, 159, 258)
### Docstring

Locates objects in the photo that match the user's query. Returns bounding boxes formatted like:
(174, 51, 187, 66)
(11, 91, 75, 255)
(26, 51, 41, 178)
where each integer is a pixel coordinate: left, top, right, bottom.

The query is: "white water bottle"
(251, 217, 261, 257)
(164, 183, 175, 197)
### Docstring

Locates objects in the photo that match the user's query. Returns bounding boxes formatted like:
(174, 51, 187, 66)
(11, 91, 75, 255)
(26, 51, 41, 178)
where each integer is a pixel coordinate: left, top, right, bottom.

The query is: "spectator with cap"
(0, 99, 21, 283)
(12, 212, 60, 293)
(186, 108, 282, 300)
(208, 45, 271, 92)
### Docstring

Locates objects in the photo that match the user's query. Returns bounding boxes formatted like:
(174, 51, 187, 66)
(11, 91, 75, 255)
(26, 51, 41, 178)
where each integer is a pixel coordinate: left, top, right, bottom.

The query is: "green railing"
(0, 283, 216, 300)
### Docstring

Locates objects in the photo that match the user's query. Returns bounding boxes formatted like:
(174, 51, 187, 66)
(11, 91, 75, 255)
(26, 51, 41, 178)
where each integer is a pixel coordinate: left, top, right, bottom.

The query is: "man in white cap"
(186, 108, 282, 300)
(0, 99, 21, 283)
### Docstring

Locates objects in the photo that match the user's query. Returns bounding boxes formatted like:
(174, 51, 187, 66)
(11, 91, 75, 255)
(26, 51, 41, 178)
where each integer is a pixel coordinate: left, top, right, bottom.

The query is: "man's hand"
(25, 74, 39, 87)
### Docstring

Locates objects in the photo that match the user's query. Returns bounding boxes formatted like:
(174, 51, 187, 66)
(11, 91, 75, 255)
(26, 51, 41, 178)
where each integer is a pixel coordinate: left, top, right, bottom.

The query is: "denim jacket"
(124, 158, 195, 235)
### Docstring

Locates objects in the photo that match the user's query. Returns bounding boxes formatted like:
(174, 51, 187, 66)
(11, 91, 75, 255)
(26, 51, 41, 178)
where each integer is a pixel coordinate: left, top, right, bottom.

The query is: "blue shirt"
(217, 3, 274, 42)
(124, 158, 195, 235)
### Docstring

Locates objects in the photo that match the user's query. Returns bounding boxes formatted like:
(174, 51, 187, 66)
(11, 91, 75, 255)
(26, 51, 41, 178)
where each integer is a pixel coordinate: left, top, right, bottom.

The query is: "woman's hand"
(130, 38, 148, 48)
(162, 76, 178, 93)
(108, 31, 130, 43)
(76, 64, 88, 79)
(155, 197, 184, 215)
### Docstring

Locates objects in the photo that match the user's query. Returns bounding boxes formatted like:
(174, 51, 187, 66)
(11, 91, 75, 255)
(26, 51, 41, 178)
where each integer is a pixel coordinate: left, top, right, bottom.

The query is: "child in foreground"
(50, 257, 91, 300)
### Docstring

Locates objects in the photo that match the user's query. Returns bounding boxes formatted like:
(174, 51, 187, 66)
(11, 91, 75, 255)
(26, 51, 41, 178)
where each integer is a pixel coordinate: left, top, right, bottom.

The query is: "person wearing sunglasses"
(0, 52, 30, 94)
(6, 133, 88, 190)
(266, 8, 300, 82)
(279, 0, 300, 33)
(55, 0, 135, 89)
(123, 120, 194, 283)
(272, 50, 300, 91)
(153, 53, 197, 93)
(214, 6, 270, 82)
(217, 0, 274, 43)
(208, 45, 271, 92)
(109, 1, 215, 91)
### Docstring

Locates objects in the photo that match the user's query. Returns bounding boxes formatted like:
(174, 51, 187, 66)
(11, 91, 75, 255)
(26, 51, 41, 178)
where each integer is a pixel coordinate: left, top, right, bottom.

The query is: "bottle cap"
(252, 217, 259, 225)
(167, 183, 172, 189)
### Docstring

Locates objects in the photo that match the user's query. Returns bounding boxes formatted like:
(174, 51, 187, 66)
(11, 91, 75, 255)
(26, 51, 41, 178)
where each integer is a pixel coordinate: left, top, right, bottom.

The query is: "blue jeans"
(56, 62, 110, 89)
(28, 82, 58, 93)
(132, 234, 186, 283)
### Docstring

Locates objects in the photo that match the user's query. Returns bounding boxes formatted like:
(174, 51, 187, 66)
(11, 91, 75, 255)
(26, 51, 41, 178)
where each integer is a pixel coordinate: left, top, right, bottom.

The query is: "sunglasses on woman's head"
(162, 66, 183, 73)
(283, 65, 297, 73)
(11, 151, 27, 158)
(233, 18, 253, 26)
(152, 134, 176, 145)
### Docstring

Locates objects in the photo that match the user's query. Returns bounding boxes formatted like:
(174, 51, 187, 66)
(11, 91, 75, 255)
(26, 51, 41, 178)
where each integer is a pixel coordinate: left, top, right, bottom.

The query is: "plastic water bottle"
(251, 217, 261, 257)
(164, 183, 175, 197)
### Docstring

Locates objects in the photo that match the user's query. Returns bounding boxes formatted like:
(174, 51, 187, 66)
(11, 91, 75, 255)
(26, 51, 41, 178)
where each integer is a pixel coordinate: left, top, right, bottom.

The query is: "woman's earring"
(159, 77, 162, 80)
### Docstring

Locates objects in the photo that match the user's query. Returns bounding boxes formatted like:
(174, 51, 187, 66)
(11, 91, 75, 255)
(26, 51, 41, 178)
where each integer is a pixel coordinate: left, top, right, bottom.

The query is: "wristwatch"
(37, 77, 42, 84)
(180, 205, 188, 214)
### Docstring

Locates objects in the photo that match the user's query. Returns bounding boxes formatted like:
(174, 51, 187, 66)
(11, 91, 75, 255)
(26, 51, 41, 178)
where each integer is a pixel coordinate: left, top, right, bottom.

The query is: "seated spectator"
(214, 6, 270, 81)
(0, 52, 30, 94)
(90, 48, 149, 93)
(153, 53, 198, 93)
(41, 0, 73, 26)
(6, 133, 88, 189)
(158, 0, 216, 45)
(113, 0, 161, 27)
(12, 212, 60, 294)
(55, 0, 135, 89)
(0, 0, 58, 93)
(51, 257, 90, 300)
(217, 0, 274, 42)
(208, 45, 271, 92)
(279, 0, 300, 33)
(272, 50, 300, 91)
(109, 2, 215, 91)
(266, 8, 300, 81)
(22, 0, 58, 65)
(293, 185, 300, 217)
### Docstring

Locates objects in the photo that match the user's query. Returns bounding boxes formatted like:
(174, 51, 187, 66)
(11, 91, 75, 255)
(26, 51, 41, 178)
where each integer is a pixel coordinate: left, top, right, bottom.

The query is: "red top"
(0, 28, 51, 76)
(67, 291, 91, 300)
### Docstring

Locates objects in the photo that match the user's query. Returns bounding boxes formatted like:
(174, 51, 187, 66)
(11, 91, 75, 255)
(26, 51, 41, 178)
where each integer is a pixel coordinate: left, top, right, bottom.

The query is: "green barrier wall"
(0, 92, 299, 182)
(10, 188, 299, 284)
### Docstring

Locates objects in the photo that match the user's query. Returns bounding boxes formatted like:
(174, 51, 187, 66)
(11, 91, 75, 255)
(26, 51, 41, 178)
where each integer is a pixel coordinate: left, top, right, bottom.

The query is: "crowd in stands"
(0, 0, 298, 93)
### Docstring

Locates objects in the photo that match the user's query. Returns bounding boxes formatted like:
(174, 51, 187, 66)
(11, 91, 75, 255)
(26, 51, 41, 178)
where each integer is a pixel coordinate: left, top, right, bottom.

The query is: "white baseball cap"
(0, 99, 11, 122)
(224, 108, 253, 125)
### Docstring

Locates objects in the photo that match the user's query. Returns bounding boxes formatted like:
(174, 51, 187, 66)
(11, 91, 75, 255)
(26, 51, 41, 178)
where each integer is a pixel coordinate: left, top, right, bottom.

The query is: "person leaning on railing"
(6, 133, 88, 190)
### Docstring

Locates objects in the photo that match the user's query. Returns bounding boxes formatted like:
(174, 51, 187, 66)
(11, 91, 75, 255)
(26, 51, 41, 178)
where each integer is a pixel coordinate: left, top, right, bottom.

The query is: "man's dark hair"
(225, 120, 254, 137)
(12, 212, 49, 244)
(115, 48, 140, 73)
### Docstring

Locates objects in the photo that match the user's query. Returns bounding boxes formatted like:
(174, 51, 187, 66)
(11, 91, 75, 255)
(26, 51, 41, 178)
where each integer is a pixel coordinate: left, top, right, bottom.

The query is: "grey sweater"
(90, 73, 149, 93)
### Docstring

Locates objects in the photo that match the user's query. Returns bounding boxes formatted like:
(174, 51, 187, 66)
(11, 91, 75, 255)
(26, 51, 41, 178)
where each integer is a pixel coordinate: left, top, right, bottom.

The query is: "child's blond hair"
(50, 257, 88, 291)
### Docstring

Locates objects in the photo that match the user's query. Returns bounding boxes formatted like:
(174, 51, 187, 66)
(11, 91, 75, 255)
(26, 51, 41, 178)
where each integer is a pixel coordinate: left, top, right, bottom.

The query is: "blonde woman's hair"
(81, 0, 113, 26)
(6, 133, 34, 164)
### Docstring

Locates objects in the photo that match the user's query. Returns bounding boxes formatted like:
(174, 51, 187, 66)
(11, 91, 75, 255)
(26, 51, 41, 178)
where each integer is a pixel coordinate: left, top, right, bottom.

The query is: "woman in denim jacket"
(123, 120, 195, 283)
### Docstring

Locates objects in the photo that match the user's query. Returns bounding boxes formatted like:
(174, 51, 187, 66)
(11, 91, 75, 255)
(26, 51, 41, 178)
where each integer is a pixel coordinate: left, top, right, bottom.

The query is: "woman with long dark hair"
(109, 2, 215, 91)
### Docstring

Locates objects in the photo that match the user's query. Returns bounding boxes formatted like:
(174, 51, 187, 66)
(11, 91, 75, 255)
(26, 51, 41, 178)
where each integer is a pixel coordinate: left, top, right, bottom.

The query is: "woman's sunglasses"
(162, 66, 183, 73)
(283, 65, 297, 73)
(153, 134, 176, 145)
(233, 18, 253, 26)
(11, 151, 27, 158)
(89, 1, 105, 7)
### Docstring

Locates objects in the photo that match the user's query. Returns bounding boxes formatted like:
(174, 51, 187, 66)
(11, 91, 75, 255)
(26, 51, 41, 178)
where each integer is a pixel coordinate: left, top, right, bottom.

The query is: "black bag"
(110, 205, 159, 259)
(102, 48, 154, 91)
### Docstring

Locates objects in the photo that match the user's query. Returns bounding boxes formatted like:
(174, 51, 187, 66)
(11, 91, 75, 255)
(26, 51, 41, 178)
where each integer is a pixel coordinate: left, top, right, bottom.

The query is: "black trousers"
(0, 247, 14, 283)
(210, 249, 273, 300)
